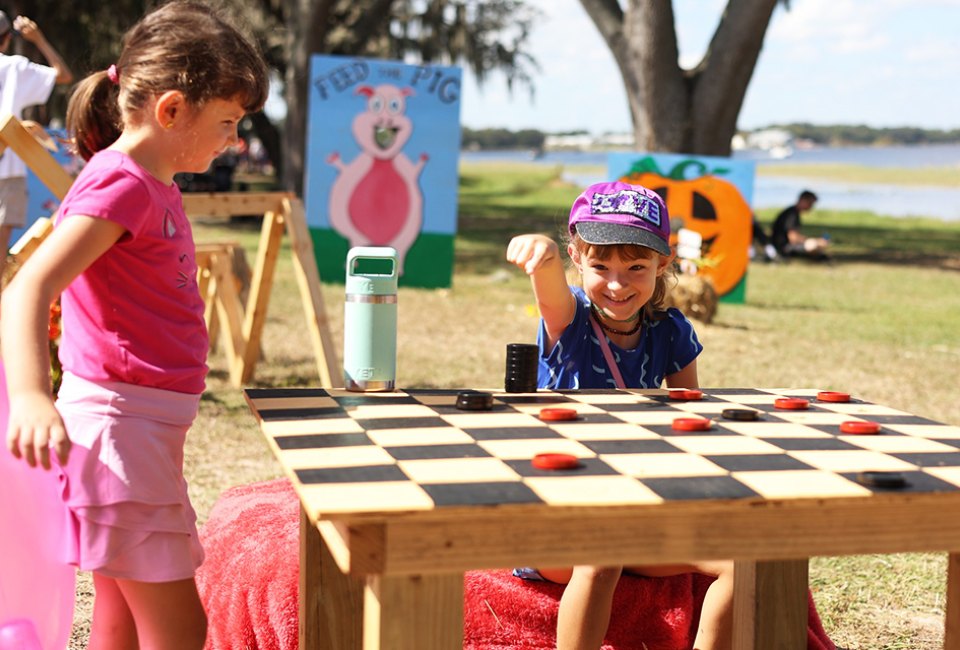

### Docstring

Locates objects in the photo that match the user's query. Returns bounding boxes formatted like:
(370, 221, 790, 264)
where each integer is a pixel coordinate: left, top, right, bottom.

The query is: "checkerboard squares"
(885, 424, 960, 439)
(549, 422, 662, 441)
(602, 453, 728, 479)
(717, 392, 790, 405)
(925, 466, 960, 488)
(815, 402, 914, 417)
(509, 402, 609, 417)
(564, 391, 664, 405)
(840, 435, 959, 454)
(398, 457, 521, 484)
(262, 417, 363, 437)
(672, 401, 750, 415)
(526, 475, 664, 506)
(282, 445, 395, 470)
(787, 450, 917, 473)
(667, 435, 785, 456)
(367, 426, 475, 447)
(734, 470, 872, 499)
(442, 411, 544, 430)
(299, 481, 434, 517)
(612, 410, 702, 426)
(249, 395, 340, 411)
(720, 421, 834, 438)
(347, 403, 440, 419)
(772, 411, 856, 426)
(476, 437, 595, 460)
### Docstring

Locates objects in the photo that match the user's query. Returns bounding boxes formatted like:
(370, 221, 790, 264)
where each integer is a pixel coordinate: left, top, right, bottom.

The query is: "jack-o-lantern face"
(622, 171, 752, 296)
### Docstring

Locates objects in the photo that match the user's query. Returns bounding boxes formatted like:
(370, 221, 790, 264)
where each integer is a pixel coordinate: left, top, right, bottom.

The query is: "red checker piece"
(671, 417, 712, 432)
(840, 420, 881, 435)
(774, 397, 810, 411)
(817, 391, 851, 403)
(531, 453, 581, 470)
(539, 407, 579, 421)
(669, 389, 703, 401)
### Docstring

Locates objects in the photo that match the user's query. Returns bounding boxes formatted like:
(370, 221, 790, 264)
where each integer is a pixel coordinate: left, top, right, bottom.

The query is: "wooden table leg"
(299, 507, 364, 650)
(363, 573, 464, 650)
(946, 552, 960, 650)
(732, 559, 808, 650)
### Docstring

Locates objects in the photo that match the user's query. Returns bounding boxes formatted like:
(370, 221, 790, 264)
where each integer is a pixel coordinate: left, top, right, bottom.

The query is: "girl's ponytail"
(65, 71, 122, 161)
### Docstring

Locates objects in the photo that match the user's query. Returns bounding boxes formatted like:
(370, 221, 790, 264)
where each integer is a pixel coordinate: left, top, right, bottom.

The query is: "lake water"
(461, 144, 960, 221)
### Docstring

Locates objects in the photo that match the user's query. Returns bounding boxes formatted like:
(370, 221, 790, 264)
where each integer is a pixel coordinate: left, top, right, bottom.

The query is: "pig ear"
(356, 85, 375, 97)
(401, 87, 415, 97)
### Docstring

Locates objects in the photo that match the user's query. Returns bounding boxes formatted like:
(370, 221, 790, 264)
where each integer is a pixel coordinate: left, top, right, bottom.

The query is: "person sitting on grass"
(506, 180, 733, 650)
(771, 189, 830, 260)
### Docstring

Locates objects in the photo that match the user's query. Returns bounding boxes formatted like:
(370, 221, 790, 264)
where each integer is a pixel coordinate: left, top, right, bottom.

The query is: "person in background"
(750, 213, 779, 262)
(0, 11, 73, 282)
(771, 189, 830, 260)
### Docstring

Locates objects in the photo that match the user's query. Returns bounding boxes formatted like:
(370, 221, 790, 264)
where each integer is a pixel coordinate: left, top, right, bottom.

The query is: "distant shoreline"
(463, 159, 960, 189)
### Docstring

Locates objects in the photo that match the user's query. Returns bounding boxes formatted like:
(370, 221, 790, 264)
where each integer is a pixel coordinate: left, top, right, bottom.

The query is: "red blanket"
(197, 479, 834, 650)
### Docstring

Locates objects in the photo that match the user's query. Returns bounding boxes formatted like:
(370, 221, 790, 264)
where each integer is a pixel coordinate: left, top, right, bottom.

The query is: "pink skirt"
(55, 372, 204, 582)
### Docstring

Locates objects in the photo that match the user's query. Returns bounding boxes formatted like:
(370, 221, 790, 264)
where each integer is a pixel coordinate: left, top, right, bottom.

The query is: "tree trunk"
(580, 0, 778, 156)
(282, 0, 334, 195)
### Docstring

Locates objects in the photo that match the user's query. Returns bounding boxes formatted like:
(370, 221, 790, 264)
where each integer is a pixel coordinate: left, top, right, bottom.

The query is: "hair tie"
(106, 64, 119, 85)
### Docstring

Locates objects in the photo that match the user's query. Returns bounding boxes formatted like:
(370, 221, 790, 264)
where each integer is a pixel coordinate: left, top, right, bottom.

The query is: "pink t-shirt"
(56, 150, 208, 394)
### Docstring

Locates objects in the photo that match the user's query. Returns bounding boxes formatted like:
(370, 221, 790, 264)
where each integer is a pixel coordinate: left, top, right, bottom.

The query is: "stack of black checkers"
(504, 343, 538, 393)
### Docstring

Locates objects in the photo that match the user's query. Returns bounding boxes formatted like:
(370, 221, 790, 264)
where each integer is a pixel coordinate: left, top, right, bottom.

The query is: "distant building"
(544, 132, 635, 151)
(736, 128, 794, 159)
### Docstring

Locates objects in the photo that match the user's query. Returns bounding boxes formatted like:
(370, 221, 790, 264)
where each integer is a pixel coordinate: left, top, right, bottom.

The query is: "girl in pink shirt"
(1, 2, 267, 648)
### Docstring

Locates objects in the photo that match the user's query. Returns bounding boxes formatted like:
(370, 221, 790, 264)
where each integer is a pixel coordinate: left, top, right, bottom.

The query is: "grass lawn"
(68, 161, 960, 649)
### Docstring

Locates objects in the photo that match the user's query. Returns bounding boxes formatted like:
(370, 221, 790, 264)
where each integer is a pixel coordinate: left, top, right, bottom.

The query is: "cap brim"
(575, 222, 670, 256)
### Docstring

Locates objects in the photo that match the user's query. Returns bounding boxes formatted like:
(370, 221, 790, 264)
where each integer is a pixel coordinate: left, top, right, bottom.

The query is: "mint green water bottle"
(344, 247, 398, 392)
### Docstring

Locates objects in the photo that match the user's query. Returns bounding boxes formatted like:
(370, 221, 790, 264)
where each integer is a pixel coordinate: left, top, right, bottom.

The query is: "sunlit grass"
(758, 162, 960, 187)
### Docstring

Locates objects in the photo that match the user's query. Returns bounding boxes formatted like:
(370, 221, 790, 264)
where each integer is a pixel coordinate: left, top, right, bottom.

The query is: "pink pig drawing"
(327, 84, 428, 275)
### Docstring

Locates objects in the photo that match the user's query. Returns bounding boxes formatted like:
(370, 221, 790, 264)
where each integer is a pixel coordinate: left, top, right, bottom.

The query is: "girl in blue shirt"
(507, 181, 732, 650)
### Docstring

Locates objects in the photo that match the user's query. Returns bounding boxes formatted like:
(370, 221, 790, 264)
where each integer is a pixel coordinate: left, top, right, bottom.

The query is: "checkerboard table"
(244, 387, 960, 649)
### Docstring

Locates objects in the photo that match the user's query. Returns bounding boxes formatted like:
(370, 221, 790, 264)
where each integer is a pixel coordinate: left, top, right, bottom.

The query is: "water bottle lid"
(346, 246, 399, 295)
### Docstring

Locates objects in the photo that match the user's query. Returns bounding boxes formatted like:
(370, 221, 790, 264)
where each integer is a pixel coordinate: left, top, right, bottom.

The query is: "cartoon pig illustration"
(327, 84, 428, 275)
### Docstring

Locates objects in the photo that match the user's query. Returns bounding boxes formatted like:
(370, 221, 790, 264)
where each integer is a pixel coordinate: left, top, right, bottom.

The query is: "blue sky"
(459, 0, 960, 134)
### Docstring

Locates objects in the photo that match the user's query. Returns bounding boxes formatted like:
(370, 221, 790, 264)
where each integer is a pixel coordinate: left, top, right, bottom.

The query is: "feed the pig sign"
(305, 55, 462, 288)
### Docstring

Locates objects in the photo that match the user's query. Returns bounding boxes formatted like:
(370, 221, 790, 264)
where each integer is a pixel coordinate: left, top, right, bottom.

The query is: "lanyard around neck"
(589, 313, 627, 389)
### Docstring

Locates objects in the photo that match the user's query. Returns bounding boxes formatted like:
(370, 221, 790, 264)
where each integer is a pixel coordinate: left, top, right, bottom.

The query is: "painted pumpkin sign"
(611, 153, 756, 302)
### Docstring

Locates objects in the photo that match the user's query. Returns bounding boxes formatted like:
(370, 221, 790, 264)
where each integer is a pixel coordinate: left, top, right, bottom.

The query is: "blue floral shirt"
(537, 286, 702, 390)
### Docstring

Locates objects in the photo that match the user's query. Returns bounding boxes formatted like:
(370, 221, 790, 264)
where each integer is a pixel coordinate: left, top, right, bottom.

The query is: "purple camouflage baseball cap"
(568, 181, 671, 256)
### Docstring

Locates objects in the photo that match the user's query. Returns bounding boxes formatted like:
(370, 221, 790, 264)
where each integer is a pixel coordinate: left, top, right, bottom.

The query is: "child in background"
(506, 181, 733, 649)
(1, 2, 267, 648)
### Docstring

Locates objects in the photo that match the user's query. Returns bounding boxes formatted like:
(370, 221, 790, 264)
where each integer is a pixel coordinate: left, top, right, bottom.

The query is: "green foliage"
(757, 122, 960, 146)
(462, 127, 545, 150)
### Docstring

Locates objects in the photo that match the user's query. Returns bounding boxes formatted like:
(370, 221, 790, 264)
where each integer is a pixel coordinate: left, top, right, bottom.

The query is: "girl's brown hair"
(568, 234, 676, 319)
(66, 0, 268, 161)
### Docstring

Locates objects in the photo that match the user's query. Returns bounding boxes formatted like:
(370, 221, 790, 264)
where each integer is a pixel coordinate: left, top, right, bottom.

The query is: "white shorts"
(0, 176, 28, 228)
(55, 372, 205, 582)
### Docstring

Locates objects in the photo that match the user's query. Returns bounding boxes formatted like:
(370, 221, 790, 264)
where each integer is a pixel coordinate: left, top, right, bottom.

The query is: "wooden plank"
(302, 508, 365, 650)
(283, 197, 340, 387)
(947, 552, 960, 650)
(8, 216, 53, 265)
(182, 192, 291, 220)
(208, 252, 247, 385)
(300, 507, 323, 650)
(0, 115, 73, 199)
(236, 209, 285, 384)
(331, 494, 960, 575)
(732, 559, 807, 650)
(363, 573, 463, 650)
(196, 254, 219, 348)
